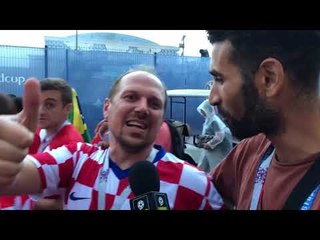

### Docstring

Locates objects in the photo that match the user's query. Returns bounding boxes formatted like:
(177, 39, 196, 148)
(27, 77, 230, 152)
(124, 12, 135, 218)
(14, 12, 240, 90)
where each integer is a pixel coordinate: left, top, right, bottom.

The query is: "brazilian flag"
(69, 88, 91, 143)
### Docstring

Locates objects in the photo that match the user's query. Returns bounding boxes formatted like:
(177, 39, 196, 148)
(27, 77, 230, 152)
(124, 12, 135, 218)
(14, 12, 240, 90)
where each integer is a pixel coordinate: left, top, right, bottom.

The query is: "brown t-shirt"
(211, 133, 320, 210)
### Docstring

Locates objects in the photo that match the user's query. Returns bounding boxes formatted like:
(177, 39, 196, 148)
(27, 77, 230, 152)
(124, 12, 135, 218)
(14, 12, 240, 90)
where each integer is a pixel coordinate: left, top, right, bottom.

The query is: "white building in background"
(45, 32, 180, 55)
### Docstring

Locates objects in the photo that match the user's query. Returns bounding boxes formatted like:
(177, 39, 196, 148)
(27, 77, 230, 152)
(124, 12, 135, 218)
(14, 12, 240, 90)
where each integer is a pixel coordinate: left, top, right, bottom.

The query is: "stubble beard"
(220, 80, 282, 140)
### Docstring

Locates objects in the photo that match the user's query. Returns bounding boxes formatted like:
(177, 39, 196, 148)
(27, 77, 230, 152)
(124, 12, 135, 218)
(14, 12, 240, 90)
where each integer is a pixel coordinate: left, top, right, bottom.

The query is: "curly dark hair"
(207, 30, 320, 97)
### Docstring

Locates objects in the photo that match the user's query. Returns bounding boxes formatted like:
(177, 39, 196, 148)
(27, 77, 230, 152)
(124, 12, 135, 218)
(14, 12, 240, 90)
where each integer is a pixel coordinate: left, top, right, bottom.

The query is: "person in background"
(0, 68, 224, 210)
(1, 79, 84, 210)
(207, 30, 320, 210)
(29, 78, 84, 154)
(7, 94, 23, 113)
(196, 99, 233, 173)
(156, 119, 184, 159)
(0, 94, 16, 115)
(91, 98, 110, 148)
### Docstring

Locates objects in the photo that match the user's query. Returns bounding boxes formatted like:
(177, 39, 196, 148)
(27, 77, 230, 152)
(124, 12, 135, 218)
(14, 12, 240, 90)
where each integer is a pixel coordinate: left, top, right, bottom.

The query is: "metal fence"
(0, 45, 212, 136)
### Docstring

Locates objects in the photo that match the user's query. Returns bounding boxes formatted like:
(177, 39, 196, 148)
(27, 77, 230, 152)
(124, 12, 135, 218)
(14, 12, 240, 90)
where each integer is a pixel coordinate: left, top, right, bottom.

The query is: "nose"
(208, 83, 221, 106)
(134, 98, 149, 117)
(39, 104, 46, 113)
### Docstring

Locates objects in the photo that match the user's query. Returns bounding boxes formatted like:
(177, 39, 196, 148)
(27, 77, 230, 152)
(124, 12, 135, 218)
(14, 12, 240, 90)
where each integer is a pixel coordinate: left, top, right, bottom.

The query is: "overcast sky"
(0, 30, 212, 57)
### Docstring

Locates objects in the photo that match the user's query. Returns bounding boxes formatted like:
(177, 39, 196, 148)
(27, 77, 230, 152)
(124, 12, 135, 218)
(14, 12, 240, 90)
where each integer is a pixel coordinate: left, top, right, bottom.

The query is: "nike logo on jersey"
(69, 192, 90, 201)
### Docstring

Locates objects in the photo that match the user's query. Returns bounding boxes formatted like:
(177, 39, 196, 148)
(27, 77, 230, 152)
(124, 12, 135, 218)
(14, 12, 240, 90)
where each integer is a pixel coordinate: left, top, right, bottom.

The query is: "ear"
(255, 58, 285, 98)
(103, 98, 110, 119)
(64, 103, 73, 113)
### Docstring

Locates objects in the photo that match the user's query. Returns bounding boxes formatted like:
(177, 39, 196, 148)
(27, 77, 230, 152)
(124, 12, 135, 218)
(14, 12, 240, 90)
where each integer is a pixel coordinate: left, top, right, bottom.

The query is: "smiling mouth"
(126, 120, 147, 129)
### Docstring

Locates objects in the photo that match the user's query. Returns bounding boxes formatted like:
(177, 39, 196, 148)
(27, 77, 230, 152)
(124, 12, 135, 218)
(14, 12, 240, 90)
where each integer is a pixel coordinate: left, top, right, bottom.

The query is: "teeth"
(127, 121, 146, 129)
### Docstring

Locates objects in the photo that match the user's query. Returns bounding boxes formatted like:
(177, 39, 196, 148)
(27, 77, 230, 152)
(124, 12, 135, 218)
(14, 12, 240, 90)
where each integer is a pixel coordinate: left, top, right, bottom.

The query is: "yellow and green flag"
(69, 88, 91, 143)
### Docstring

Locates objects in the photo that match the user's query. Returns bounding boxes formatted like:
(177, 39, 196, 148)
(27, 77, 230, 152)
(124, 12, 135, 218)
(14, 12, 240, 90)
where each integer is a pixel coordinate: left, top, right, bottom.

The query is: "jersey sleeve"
(29, 142, 84, 199)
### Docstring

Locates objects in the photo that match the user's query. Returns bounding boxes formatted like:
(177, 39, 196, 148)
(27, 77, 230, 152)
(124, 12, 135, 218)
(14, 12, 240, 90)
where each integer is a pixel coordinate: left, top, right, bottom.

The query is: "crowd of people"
(0, 30, 319, 210)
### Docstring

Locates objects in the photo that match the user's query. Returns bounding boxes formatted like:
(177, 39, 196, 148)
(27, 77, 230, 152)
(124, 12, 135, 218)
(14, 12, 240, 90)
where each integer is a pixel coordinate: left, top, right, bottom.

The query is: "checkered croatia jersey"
(29, 143, 224, 210)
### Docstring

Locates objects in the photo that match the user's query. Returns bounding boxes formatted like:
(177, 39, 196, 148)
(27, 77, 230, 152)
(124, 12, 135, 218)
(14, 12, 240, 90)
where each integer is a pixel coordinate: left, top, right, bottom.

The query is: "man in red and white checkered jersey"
(0, 68, 224, 210)
(30, 142, 222, 210)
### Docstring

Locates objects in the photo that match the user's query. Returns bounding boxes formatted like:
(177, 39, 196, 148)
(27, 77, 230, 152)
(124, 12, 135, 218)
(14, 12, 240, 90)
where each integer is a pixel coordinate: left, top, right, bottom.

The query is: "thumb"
(18, 78, 41, 132)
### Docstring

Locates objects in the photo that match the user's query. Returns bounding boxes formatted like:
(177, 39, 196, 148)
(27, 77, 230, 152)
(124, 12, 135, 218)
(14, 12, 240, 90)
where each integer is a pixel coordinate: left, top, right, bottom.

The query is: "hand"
(94, 119, 109, 150)
(94, 119, 108, 136)
(202, 142, 211, 150)
(98, 140, 110, 150)
(0, 78, 40, 187)
(33, 197, 64, 210)
(17, 78, 41, 132)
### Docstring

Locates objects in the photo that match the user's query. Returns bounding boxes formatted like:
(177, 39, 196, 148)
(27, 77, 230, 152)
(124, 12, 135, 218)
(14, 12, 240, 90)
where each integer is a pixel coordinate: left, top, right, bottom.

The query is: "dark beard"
(219, 81, 282, 140)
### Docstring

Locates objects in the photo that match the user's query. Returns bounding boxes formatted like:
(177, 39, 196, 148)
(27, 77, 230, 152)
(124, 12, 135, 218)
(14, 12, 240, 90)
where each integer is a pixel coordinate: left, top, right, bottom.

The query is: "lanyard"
(250, 145, 320, 210)
(301, 185, 320, 210)
(98, 148, 158, 210)
(250, 145, 275, 210)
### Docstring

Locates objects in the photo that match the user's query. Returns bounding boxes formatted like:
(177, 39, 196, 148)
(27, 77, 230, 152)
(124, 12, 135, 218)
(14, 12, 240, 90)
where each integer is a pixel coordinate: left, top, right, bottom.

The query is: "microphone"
(129, 161, 170, 210)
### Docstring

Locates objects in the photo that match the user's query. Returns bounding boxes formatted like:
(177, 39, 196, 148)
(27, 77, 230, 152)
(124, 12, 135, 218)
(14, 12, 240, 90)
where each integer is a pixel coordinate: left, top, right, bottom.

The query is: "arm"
(202, 116, 225, 150)
(94, 119, 108, 136)
(93, 119, 109, 149)
(1, 142, 81, 197)
(0, 156, 42, 195)
(0, 78, 41, 194)
(203, 130, 225, 150)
